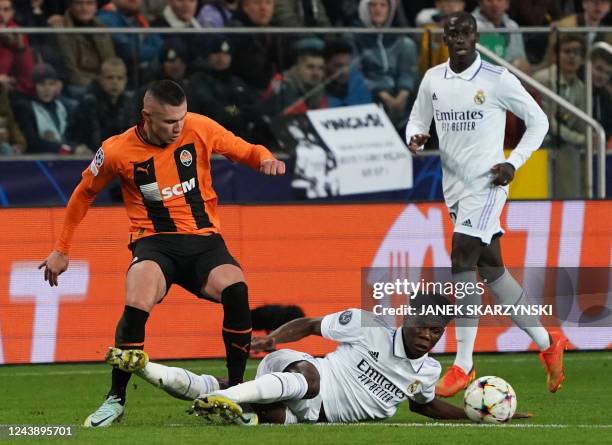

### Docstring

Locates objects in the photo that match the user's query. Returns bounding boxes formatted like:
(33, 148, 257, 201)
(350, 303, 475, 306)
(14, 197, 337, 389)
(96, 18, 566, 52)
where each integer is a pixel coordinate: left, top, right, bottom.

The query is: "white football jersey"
(405, 52, 549, 207)
(315, 309, 441, 422)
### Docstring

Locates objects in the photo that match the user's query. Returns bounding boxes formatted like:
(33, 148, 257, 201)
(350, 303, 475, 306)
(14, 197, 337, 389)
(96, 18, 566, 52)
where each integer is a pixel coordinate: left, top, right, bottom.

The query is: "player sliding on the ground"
(107, 294, 530, 425)
(405, 11, 567, 397)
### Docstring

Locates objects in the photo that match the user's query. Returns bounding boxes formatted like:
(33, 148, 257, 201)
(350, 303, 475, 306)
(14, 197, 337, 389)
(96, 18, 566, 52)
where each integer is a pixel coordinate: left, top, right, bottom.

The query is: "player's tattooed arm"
(490, 162, 515, 186)
(251, 317, 323, 352)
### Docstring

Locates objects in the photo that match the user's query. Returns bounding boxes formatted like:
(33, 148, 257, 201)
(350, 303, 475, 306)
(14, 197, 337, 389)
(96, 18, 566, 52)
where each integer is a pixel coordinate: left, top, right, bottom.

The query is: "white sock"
(136, 362, 219, 400)
(453, 271, 480, 373)
(487, 270, 551, 350)
(212, 372, 309, 404)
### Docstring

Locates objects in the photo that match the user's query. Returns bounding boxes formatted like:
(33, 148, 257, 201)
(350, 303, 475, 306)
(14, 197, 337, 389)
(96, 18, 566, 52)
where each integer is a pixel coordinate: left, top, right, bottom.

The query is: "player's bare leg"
(480, 238, 567, 392)
(84, 261, 165, 427)
(203, 264, 252, 387)
(193, 360, 320, 425)
(436, 233, 481, 397)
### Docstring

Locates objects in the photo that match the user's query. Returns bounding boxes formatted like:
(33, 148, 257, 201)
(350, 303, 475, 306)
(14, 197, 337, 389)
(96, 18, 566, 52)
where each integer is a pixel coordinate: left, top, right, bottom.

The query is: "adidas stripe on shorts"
(448, 186, 507, 245)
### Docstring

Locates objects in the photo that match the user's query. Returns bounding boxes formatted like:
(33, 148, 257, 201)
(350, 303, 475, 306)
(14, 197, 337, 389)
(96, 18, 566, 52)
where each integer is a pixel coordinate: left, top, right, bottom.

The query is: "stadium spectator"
(0, 0, 36, 95)
(13, 63, 88, 154)
(229, 0, 291, 92)
(322, 38, 371, 107)
(196, 0, 238, 27)
(590, 47, 612, 144)
(142, 0, 165, 21)
(559, 0, 581, 16)
(418, 0, 465, 74)
(507, 1, 561, 66)
(97, 0, 163, 87)
(353, 0, 418, 127)
(472, 0, 530, 72)
(533, 34, 587, 198)
(261, 44, 326, 116)
(12, 0, 64, 76)
(556, 0, 610, 33)
(188, 35, 259, 138)
(272, 0, 330, 26)
(13, 0, 64, 29)
(543, 0, 611, 68)
(150, 0, 206, 66)
(134, 39, 191, 122)
(320, 0, 357, 25)
(67, 58, 136, 151)
(596, 11, 612, 45)
(16, 0, 69, 20)
(152, 38, 190, 83)
(57, 0, 115, 93)
(414, 0, 460, 25)
(0, 83, 26, 154)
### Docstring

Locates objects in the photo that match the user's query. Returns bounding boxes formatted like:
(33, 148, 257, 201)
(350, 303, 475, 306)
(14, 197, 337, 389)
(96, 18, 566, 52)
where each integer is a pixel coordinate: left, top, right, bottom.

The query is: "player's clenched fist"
(408, 133, 430, 153)
(260, 159, 286, 176)
(38, 250, 69, 287)
(490, 162, 515, 186)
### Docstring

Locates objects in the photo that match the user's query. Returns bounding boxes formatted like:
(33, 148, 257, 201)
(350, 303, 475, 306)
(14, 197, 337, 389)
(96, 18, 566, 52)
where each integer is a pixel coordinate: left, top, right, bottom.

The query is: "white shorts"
(256, 349, 322, 423)
(448, 186, 507, 244)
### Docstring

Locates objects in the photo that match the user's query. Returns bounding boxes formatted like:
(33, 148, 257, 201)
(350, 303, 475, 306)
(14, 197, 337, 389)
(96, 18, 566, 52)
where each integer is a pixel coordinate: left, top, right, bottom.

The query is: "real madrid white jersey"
(405, 53, 549, 207)
(315, 309, 441, 422)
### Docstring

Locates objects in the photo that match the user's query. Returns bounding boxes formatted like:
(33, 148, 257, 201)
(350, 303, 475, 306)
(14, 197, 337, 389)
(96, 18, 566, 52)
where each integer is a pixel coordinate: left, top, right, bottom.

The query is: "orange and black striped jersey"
(55, 112, 274, 254)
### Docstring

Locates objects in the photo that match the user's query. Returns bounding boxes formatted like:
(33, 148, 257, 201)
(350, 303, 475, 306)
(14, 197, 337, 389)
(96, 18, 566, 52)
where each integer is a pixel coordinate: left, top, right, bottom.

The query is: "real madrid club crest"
(474, 89, 486, 105)
(407, 381, 421, 395)
(180, 149, 193, 167)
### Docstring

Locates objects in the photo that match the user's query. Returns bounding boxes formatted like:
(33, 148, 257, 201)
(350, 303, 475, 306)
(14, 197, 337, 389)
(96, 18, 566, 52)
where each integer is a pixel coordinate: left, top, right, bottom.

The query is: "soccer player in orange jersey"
(38, 80, 286, 427)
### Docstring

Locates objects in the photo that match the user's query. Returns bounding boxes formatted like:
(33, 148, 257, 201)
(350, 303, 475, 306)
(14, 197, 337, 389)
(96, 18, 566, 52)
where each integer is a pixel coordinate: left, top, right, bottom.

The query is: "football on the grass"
(464, 376, 517, 423)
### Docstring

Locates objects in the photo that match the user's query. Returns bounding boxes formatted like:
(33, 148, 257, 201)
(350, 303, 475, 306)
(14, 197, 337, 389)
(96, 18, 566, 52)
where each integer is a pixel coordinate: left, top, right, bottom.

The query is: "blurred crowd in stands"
(0, 0, 610, 160)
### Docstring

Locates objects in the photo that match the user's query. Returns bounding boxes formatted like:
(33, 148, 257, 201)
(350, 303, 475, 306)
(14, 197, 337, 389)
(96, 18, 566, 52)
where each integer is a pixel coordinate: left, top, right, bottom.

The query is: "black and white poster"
(273, 105, 413, 198)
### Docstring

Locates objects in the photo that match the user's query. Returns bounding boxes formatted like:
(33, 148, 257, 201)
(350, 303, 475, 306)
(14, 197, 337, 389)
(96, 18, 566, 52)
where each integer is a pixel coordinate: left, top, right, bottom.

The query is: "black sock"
(109, 305, 149, 402)
(221, 282, 252, 386)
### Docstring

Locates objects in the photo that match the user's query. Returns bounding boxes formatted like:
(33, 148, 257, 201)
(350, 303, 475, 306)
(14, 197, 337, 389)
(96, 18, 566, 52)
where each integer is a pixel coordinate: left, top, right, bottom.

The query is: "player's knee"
(285, 361, 320, 399)
(205, 264, 246, 300)
(126, 261, 166, 310)
(303, 373, 320, 399)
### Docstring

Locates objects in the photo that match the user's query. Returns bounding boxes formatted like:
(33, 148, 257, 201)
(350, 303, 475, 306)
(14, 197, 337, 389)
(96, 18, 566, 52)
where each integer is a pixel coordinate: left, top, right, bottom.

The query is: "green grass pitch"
(1, 352, 610, 444)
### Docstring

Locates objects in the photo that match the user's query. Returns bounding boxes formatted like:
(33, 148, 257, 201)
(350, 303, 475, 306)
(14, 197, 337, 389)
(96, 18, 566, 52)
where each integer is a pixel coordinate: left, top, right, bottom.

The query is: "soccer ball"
(463, 376, 517, 423)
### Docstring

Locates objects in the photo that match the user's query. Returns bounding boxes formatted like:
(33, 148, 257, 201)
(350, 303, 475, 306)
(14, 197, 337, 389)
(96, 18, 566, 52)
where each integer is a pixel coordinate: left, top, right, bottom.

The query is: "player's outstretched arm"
(39, 179, 94, 287)
(409, 399, 533, 421)
(251, 317, 323, 352)
(39, 147, 116, 287)
(409, 398, 468, 420)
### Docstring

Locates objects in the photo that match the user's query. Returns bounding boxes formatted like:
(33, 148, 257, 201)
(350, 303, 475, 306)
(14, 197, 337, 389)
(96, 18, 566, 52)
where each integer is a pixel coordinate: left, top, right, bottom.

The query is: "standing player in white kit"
(405, 11, 567, 397)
